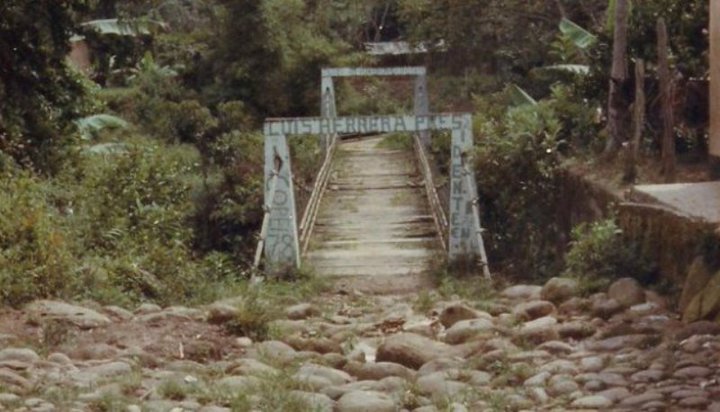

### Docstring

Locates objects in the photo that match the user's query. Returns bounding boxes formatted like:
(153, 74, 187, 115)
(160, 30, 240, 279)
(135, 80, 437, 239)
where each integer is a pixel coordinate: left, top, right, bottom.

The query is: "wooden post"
(711, 0, 720, 178)
(657, 18, 676, 182)
(605, 0, 630, 157)
(623, 59, 645, 183)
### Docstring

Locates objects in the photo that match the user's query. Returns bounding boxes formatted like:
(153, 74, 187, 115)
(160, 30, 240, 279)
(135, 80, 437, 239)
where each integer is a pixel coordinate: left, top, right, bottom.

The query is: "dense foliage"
(0, 0, 712, 305)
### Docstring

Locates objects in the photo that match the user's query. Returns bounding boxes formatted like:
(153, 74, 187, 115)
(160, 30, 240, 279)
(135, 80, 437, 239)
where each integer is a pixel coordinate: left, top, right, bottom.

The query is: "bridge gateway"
(255, 68, 490, 278)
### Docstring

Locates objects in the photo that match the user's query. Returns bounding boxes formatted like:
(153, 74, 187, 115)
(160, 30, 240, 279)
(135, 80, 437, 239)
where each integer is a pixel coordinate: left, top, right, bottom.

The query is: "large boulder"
(608, 278, 646, 308)
(679, 257, 714, 313)
(683, 270, 720, 323)
(376, 333, 455, 370)
(540, 278, 579, 304)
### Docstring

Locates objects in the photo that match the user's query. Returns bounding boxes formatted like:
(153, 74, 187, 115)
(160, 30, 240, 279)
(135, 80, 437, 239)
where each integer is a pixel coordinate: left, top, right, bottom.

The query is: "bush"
(473, 98, 564, 279)
(564, 218, 653, 293)
(0, 174, 77, 306)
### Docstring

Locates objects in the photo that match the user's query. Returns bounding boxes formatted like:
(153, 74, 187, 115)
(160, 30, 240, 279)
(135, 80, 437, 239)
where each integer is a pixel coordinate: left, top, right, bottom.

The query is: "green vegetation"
(0, 0, 711, 305)
(564, 218, 654, 294)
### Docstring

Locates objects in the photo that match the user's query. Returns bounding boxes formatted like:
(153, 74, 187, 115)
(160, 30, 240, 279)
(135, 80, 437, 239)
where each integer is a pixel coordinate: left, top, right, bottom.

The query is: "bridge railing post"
(261, 133, 301, 273)
(448, 114, 490, 277)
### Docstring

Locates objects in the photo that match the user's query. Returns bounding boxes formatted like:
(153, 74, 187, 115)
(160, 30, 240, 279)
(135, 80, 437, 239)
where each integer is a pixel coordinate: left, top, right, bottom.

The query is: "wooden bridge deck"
(305, 135, 444, 279)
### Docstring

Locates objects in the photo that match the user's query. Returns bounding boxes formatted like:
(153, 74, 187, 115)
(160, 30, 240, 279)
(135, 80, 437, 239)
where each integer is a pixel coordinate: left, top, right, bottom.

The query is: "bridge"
(254, 67, 490, 282)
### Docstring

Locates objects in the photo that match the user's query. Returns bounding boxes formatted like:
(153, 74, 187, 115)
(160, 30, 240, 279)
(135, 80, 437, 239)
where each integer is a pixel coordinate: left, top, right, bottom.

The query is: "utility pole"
(711, 0, 720, 178)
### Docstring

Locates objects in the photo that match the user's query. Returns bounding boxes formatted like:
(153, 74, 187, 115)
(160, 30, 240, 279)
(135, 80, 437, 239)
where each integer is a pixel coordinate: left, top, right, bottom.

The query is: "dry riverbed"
(0, 276, 719, 411)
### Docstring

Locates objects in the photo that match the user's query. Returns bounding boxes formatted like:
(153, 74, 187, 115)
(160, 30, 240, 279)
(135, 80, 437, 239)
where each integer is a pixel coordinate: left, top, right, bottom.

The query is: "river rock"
(26, 300, 111, 329)
(571, 395, 613, 409)
(540, 278, 579, 303)
(376, 333, 454, 370)
(501, 285, 542, 300)
(286, 303, 320, 320)
(0, 348, 39, 365)
(444, 318, 494, 344)
(336, 390, 395, 412)
(439, 302, 490, 328)
(512, 300, 556, 320)
(608, 278, 646, 308)
(516, 316, 558, 344)
(344, 361, 415, 381)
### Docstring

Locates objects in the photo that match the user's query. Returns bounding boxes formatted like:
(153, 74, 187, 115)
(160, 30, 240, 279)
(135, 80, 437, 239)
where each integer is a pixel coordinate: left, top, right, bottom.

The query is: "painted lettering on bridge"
(263, 114, 468, 136)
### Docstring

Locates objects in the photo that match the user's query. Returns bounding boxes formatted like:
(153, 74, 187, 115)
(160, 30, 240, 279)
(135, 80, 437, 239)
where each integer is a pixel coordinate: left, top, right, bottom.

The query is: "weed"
(413, 290, 438, 314)
(158, 379, 192, 401)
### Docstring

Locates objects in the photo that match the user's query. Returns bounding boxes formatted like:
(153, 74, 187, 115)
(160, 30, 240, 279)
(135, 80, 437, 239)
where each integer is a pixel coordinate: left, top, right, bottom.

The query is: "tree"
(0, 0, 89, 172)
(605, 0, 630, 157)
(198, 0, 354, 118)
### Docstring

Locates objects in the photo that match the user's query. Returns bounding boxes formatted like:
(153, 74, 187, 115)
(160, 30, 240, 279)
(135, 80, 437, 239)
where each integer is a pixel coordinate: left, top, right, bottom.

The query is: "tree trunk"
(623, 59, 645, 183)
(657, 18, 676, 182)
(710, 0, 720, 178)
(605, 0, 630, 157)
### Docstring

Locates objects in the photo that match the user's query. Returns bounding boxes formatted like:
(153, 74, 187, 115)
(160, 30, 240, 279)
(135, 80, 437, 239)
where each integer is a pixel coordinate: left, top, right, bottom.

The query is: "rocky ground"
(0, 276, 720, 411)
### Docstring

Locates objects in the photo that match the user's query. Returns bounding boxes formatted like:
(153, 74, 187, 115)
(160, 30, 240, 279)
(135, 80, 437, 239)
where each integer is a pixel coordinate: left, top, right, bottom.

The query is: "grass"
(376, 133, 414, 151)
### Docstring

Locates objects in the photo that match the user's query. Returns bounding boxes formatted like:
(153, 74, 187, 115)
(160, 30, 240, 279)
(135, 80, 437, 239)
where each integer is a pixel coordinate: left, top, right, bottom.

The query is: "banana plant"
(80, 18, 167, 37)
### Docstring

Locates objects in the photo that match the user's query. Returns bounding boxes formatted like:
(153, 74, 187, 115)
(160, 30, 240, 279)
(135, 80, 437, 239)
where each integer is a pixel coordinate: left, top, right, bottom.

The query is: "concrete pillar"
(710, 0, 720, 178)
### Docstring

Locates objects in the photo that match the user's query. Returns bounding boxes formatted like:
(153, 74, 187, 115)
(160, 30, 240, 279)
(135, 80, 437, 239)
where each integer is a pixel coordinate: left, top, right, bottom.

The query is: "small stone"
(558, 321, 596, 340)
(608, 278, 646, 308)
(344, 361, 415, 381)
(580, 356, 605, 373)
(206, 303, 239, 325)
(439, 302, 490, 328)
(512, 301, 556, 320)
(673, 366, 711, 379)
(540, 277, 579, 304)
(631, 369, 664, 383)
(286, 303, 320, 320)
(597, 387, 631, 403)
(523, 371, 550, 387)
(527, 387, 549, 404)
(0, 368, 31, 391)
(0, 348, 39, 364)
(619, 392, 663, 406)
(376, 333, 454, 370)
(501, 285, 542, 300)
(134, 303, 162, 314)
(517, 316, 558, 344)
(591, 298, 624, 319)
(678, 396, 710, 408)
(26, 300, 111, 329)
(336, 390, 395, 412)
(547, 378, 579, 397)
(571, 395, 613, 409)
(444, 318, 494, 344)
(295, 364, 352, 386)
(216, 375, 260, 392)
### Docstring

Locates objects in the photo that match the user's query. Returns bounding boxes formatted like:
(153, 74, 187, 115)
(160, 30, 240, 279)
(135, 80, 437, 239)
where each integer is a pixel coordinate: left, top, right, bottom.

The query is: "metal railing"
(298, 135, 338, 255)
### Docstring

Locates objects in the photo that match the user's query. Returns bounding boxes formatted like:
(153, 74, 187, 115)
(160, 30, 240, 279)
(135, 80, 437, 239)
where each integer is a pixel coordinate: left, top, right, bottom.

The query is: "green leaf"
(81, 18, 166, 37)
(559, 18, 597, 50)
(541, 64, 591, 75)
(508, 84, 537, 107)
(75, 114, 130, 140)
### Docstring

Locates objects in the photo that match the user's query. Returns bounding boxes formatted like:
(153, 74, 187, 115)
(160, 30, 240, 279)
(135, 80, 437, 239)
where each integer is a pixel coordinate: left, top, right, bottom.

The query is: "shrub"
(564, 218, 653, 293)
(473, 98, 564, 279)
(0, 174, 77, 306)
